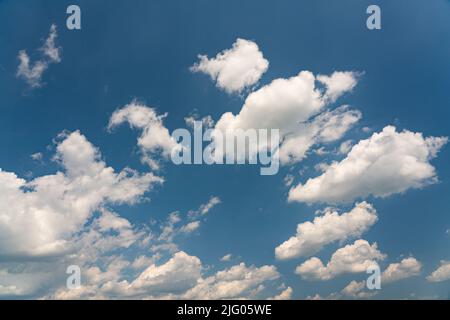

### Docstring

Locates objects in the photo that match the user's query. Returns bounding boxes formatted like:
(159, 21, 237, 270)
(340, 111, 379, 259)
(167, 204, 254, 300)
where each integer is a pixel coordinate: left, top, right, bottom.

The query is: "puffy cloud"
(341, 280, 377, 299)
(183, 263, 279, 300)
(275, 202, 377, 260)
(129, 252, 202, 295)
(0, 131, 162, 259)
(17, 24, 61, 88)
(427, 261, 450, 282)
(316, 72, 358, 102)
(211, 70, 360, 165)
(289, 126, 448, 204)
(381, 257, 422, 284)
(335, 257, 422, 299)
(295, 240, 386, 281)
(191, 38, 269, 94)
(108, 101, 180, 170)
(49, 250, 280, 300)
(268, 286, 293, 300)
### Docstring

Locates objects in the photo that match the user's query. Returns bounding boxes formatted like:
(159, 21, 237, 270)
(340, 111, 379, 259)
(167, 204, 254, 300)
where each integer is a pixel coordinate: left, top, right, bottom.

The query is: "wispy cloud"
(16, 24, 62, 88)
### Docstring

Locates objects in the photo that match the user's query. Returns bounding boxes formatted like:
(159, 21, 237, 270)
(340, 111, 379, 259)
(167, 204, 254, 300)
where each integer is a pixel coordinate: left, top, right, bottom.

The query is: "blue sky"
(0, 0, 450, 299)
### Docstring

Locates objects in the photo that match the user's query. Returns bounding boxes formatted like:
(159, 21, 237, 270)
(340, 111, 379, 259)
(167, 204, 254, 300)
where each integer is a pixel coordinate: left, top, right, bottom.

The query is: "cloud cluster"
(17, 24, 62, 88)
(275, 202, 377, 260)
(191, 38, 269, 94)
(335, 257, 422, 299)
(50, 251, 280, 300)
(295, 240, 386, 281)
(289, 126, 448, 204)
(0, 131, 162, 260)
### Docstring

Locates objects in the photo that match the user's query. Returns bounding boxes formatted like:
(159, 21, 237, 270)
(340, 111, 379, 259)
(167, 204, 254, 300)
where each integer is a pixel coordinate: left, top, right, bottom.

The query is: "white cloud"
(275, 202, 377, 260)
(108, 101, 180, 170)
(295, 240, 386, 281)
(185, 114, 215, 129)
(338, 139, 353, 155)
(340, 280, 377, 299)
(316, 71, 358, 102)
(220, 254, 232, 262)
(191, 38, 269, 94)
(278, 105, 361, 165)
(427, 261, 450, 282)
(336, 257, 423, 299)
(16, 24, 61, 88)
(188, 196, 221, 218)
(211, 70, 360, 165)
(289, 126, 448, 204)
(268, 287, 293, 300)
(0, 131, 162, 259)
(49, 250, 280, 300)
(381, 257, 422, 284)
(180, 221, 200, 234)
(183, 262, 279, 300)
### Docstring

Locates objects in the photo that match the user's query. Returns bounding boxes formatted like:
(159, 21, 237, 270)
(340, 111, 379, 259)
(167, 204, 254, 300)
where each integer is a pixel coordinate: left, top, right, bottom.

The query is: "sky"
(0, 0, 450, 299)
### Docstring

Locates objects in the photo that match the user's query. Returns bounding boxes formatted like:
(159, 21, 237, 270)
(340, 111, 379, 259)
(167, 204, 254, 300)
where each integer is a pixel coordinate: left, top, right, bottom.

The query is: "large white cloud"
(427, 261, 450, 282)
(289, 126, 448, 204)
(295, 240, 386, 281)
(211, 70, 360, 165)
(0, 131, 162, 259)
(191, 38, 269, 94)
(108, 101, 180, 170)
(275, 202, 377, 260)
(17, 24, 61, 88)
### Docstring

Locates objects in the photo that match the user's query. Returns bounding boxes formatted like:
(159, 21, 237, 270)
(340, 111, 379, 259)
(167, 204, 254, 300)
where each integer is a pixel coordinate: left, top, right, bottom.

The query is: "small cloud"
(220, 254, 232, 262)
(191, 38, 269, 94)
(16, 24, 62, 88)
(31, 152, 43, 162)
(180, 221, 200, 234)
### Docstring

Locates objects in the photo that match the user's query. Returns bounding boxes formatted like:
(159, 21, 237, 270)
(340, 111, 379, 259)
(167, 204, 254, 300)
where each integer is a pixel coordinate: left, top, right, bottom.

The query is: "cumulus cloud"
(268, 286, 293, 300)
(339, 280, 377, 299)
(211, 70, 360, 165)
(17, 24, 61, 88)
(289, 126, 448, 204)
(183, 262, 279, 300)
(316, 71, 358, 102)
(275, 202, 377, 260)
(0, 131, 162, 259)
(108, 101, 180, 170)
(381, 257, 422, 284)
(427, 261, 450, 282)
(49, 251, 280, 300)
(295, 240, 386, 281)
(191, 38, 269, 94)
(335, 257, 422, 299)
